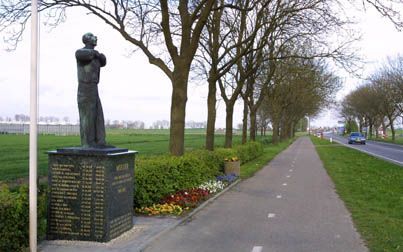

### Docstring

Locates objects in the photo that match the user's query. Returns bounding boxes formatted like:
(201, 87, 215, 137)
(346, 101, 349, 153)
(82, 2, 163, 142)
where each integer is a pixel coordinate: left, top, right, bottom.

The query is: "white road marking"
(286, 175, 291, 178)
(251, 246, 263, 252)
(282, 183, 287, 186)
(289, 169, 293, 172)
(267, 213, 276, 218)
(276, 195, 282, 199)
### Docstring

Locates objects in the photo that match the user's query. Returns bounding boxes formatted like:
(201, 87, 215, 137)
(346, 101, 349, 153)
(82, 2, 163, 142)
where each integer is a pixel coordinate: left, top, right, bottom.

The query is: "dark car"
(348, 132, 366, 144)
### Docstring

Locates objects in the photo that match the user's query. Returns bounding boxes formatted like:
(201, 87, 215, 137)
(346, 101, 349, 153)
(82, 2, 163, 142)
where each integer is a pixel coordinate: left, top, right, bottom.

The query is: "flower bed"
(198, 180, 225, 194)
(136, 173, 239, 216)
(217, 173, 238, 184)
(136, 203, 184, 216)
(160, 188, 210, 208)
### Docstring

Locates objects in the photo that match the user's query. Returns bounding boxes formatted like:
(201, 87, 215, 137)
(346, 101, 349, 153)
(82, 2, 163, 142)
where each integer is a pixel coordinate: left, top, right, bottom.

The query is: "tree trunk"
(225, 103, 235, 148)
(205, 77, 217, 151)
(280, 120, 288, 141)
(390, 118, 396, 141)
(290, 121, 295, 138)
(272, 121, 279, 144)
(242, 98, 248, 144)
(169, 68, 189, 156)
(369, 121, 373, 138)
(249, 109, 257, 141)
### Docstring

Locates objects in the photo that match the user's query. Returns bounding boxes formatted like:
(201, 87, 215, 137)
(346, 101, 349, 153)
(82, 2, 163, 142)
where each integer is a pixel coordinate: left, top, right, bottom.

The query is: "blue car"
(348, 132, 366, 144)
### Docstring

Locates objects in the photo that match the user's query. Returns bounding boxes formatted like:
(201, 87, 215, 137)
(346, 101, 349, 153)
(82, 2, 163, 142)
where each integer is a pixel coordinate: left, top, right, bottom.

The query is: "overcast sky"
(0, 4, 403, 128)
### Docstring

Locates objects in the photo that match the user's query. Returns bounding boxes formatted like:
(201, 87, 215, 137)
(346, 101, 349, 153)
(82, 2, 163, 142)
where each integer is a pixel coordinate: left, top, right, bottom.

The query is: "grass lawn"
(311, 137, 403, 252)
(0, 129, 256, 182)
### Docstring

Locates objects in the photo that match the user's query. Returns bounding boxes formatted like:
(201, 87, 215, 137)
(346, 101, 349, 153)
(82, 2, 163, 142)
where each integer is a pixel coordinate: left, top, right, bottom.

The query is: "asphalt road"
(145, 137, 368, 252)
(325, 133, 403, 166)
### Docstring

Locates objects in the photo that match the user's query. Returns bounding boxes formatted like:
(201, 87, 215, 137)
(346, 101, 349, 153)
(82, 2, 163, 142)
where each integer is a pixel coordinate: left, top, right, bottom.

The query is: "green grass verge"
(311, 137, 403, 252)
(0, 130, 275, 182)
(0, 133, 241, 182)
(240, 138, 295, 179)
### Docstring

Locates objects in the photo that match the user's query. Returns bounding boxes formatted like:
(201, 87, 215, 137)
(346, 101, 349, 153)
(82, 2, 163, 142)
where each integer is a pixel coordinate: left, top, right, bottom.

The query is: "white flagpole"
(29, 0, 39, 251)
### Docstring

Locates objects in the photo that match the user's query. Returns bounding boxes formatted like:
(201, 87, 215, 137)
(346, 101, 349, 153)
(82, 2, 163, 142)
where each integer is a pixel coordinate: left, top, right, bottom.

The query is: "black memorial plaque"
(47, 148, 137, 242)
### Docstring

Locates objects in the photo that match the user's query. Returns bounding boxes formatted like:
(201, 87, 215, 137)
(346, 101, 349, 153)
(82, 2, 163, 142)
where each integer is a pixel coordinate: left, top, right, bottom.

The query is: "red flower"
(161, 188, 210, 208)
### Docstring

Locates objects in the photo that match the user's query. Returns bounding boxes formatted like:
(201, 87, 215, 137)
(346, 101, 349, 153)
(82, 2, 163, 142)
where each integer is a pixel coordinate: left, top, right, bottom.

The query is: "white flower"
(198, 180, 225, 194)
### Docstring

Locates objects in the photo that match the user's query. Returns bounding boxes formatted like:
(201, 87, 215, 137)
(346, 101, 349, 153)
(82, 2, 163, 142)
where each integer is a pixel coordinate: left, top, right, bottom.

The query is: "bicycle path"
(145, 137, 368, 252)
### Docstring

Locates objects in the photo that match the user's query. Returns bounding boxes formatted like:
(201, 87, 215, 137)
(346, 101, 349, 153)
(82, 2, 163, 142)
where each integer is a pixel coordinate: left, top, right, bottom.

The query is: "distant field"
(0, 129, 258, 182)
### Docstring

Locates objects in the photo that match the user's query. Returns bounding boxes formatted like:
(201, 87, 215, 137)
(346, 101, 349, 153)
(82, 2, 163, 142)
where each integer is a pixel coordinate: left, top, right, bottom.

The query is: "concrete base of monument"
(47, 147, 137, 242)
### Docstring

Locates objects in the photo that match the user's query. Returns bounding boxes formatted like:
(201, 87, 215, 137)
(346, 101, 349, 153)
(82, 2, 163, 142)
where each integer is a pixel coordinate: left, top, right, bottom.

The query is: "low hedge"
(0, 184, 47, 252)
(134, 152, 220, 207)
(235, 141, 264, 164)
(134, 141, 264, 207)
(0, 141, 263, 251)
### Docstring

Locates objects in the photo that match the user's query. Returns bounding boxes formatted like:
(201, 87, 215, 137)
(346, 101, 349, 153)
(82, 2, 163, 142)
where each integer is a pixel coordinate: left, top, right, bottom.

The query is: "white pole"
(29, 0, 38, 251)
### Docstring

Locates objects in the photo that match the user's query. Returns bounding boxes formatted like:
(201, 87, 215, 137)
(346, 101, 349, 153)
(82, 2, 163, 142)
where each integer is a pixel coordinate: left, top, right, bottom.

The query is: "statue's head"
(82, 33, 97, 47)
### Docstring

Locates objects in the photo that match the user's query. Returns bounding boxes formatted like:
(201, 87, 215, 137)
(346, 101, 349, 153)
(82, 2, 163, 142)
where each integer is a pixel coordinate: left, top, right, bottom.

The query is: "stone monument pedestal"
(47, 147, 137, 242)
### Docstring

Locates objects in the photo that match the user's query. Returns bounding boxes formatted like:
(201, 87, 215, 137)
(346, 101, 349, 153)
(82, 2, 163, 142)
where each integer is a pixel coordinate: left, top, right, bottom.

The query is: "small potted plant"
(224, 156, 240, 176)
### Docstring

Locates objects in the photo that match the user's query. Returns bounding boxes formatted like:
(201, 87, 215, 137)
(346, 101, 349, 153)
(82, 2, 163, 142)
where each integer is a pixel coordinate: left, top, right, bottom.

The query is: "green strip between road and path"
(311, 136, 403, 252)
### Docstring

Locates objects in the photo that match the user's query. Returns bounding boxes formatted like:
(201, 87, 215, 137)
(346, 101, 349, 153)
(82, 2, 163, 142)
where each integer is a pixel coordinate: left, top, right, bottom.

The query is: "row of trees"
(256, 57, 341, 143)
(1, 114, 209, 130)
(0, 114, 67, 123)
(340, 56, 403, 140)
(1, 0, 401, 155)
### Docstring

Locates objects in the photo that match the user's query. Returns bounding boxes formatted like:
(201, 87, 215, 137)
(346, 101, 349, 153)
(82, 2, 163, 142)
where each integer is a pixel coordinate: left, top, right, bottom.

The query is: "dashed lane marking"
(276, 195, 282, 199)
(251, 246, 263, 252)
(282, 183, 287, 186)
(267, 213, 276, 218)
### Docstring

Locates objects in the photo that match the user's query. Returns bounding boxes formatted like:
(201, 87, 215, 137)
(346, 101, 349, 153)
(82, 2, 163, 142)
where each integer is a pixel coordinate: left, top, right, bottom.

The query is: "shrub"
(134, 142, 263, 207)
(0, 184, 47, 252)
(235, 141, 264, 164)
(134, 152, 220, 207)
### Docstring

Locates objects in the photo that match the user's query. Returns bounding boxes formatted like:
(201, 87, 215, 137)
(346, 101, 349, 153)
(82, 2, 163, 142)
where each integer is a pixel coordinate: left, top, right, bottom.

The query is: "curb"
(137, 179, 242, 252)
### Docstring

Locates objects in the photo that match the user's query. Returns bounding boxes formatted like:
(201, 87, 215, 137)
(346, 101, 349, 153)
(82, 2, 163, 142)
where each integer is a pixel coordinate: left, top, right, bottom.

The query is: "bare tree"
(0, 0, 216, 156)
(217, 0, 271, 148)
(196, 0, 266, 150)
(238, 0, 356, 143)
